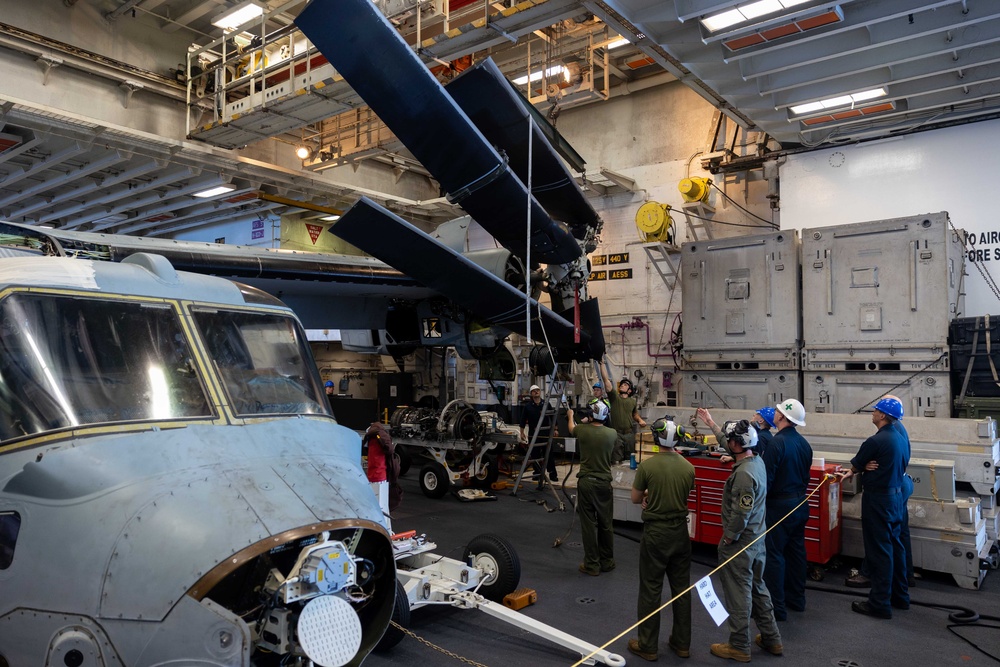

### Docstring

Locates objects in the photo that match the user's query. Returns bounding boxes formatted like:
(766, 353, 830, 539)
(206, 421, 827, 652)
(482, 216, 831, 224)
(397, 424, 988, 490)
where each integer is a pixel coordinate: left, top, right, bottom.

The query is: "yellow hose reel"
(635, 201, 674, 244)
(678, 176, 711, 203)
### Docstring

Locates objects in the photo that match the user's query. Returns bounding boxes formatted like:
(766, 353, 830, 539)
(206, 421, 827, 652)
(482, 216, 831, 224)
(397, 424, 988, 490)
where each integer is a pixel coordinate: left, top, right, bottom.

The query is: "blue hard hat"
(874, 396, 903, 420)
(755, 406, 776, 429)
(593, 381, 602, 388)
(324, 380, 334, 388)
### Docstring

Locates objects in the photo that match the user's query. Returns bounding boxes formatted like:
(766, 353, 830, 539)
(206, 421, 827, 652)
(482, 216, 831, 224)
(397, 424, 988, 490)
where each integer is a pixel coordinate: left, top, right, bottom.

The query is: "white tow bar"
(449, 591, 626, 666)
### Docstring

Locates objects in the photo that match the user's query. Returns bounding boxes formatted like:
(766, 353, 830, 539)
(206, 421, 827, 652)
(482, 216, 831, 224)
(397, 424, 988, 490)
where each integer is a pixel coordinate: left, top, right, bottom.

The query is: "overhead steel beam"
(49, 166, 193, 227)
(0, 150, 124, 210)
(740, 3, 1000, 81)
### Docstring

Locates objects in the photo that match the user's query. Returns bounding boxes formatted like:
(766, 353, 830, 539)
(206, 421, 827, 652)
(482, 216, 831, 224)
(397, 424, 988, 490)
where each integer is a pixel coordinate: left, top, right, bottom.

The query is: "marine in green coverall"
(627, 419, 696, 662)
(568, 400, 617, 576)
(600, 363, 647, 463)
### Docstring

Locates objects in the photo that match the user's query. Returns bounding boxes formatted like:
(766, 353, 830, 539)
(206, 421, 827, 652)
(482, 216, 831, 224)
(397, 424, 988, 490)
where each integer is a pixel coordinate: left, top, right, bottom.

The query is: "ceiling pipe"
(50, 166, 194, 227)
(20, 158, 161, 219)
(0, 150, 124, 210)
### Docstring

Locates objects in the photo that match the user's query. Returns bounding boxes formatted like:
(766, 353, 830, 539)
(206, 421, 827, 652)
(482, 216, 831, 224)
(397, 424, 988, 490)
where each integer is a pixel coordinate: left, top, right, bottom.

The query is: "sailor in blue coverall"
(840, 396, 910, 619)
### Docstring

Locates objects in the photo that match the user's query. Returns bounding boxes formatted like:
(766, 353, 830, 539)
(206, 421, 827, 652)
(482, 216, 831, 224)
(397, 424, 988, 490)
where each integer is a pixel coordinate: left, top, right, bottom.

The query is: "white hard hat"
(651, 418, 677, 447)
(775, 398, 806, 426)
(529, 384, 541, 392)
(723, 419, 758, 453)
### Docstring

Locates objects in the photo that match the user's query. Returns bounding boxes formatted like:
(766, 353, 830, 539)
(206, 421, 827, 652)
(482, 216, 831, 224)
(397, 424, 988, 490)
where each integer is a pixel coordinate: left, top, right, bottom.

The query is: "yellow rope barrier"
(570, 473, 836, 667)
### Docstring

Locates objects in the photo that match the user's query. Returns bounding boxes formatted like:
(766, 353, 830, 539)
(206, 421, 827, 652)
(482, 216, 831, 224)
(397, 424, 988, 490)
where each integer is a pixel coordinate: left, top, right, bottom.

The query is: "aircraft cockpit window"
(0, 512, 20, 569)
(0, 293, 214, 442)
(191, 309, 330, 418)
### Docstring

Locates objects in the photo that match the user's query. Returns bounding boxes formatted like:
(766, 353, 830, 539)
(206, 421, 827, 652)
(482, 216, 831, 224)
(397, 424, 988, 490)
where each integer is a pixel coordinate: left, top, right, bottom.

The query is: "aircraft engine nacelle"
(389, 401, 484, 443)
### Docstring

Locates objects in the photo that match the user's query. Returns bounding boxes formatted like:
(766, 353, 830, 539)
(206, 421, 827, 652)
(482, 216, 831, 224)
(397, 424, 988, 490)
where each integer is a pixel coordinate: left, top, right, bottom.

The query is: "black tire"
(462, 533, 521, 602)
(419, 462, 450, 499)
(396, 445, 411, 477)
(374, 578, 410, 652)
(471, 455, 499, 489)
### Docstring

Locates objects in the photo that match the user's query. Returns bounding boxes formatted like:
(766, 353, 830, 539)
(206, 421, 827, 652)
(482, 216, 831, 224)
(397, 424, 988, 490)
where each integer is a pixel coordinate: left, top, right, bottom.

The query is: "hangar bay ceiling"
(1, 0, 998, 236)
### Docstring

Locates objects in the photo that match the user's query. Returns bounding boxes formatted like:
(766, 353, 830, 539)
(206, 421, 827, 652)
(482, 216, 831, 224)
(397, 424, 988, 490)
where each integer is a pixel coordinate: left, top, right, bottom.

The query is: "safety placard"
(695, 575, 729, 626)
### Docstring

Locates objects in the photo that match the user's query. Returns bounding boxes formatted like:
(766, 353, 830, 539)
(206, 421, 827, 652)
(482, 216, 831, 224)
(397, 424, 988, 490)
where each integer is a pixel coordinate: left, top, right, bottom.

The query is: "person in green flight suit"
(567, 399, 617, 576)
(627, 418, 696, 662)
(696, 408, 783, 663)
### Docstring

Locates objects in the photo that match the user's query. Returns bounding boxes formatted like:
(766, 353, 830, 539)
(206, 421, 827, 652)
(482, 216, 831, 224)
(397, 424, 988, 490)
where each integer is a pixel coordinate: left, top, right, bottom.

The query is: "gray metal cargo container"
(681, 370, 801, 411)
(681, 231, 801, 368)
(803, 370, 952, 418)
(801, 212, 965, 365)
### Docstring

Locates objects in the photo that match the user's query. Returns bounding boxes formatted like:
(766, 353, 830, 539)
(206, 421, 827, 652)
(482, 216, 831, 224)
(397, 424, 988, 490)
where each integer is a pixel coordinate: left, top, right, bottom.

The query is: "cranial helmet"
(324, 380, 334, 388)
(650, 418, 678, 448)
(755, 406, 776, 429)
(722, 419, 758, 455)
(873, 396, 904, 420)
(775, 398, 806, 427)
(618, 378, 634, 394)
(590, 400, 610, 422)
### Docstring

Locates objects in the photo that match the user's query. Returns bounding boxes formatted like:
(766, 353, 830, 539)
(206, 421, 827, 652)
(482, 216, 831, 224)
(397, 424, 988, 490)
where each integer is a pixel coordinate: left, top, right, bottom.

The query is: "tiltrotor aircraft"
(0, 246, 396, 666)
(0, 0, 609, 662)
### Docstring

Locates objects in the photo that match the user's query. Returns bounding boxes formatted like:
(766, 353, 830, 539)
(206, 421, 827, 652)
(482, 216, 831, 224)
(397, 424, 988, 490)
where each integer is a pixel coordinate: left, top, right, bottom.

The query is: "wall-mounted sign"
(589, 270, 608, 281)
(609, 268, 633, 280)
(305, 223, 323, 245)
(608, 252, 630, 264)
(592, 254, 607, 266)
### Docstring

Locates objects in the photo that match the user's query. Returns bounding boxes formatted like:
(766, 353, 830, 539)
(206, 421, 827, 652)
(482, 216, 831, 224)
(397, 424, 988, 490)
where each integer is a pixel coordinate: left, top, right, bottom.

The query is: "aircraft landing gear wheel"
(374, 578, 410, 652)
(471, 455, 499, 489)
(463, 533, 521, 602)
(419, 462, 450, 499)
(396, 445, 411, 477)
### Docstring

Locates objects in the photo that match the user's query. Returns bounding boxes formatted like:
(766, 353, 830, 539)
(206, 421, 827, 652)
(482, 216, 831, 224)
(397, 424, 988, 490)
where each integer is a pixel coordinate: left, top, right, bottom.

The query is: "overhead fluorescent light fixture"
(512, 65, 567, 86)
(193, 183, 238, 198)
(320, 214, 341, 222)
(701, 0, 820, 32)
(212, 1, 265, 31)
(607, 37, 631, 49)
(790, 88, 887, 115)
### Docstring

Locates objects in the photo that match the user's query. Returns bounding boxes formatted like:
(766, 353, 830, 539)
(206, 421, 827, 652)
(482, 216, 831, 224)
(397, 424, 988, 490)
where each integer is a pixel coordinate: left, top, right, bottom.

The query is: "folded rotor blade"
(295, 0, 583, 265)
(331, 197, 586, 351)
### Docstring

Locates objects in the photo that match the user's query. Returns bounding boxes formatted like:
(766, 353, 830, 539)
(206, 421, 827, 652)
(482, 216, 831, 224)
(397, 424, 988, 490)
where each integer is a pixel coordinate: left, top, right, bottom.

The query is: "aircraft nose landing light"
(297, 595, 363, 667)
